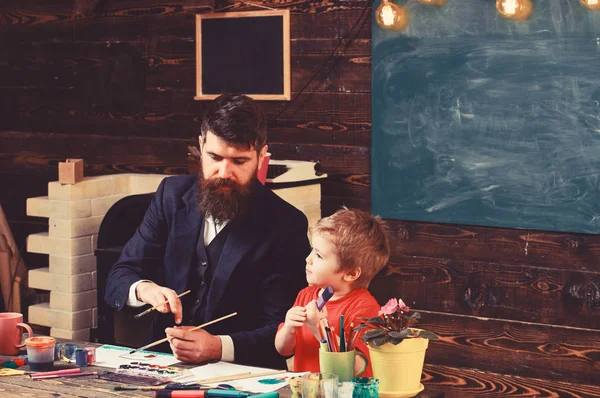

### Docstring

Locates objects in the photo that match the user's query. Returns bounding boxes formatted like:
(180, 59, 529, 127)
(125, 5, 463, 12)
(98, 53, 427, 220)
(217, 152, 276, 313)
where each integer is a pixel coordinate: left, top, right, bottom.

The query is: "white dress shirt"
(127, 214, 234, 361)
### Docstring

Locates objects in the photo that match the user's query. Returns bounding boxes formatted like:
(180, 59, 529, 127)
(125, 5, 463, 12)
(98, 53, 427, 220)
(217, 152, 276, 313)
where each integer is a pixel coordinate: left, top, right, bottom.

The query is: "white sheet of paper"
(95, 344, 180, 369)
(174, 361, 307, 393)
(229, 371, 307, 393)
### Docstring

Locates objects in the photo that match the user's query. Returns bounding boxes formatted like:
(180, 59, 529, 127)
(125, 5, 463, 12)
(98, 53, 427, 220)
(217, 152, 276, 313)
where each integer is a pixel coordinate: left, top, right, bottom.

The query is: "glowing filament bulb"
(496, 0, 534, 21)
(382, 4, 396, 25)
(375, 0, 410, 31)
(581, 0, 600, 10)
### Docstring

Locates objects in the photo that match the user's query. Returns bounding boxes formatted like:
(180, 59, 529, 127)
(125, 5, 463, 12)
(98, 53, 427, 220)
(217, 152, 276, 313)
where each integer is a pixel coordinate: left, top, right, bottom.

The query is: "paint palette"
(113, 362, 193, 384)
(97, 370, 167, 386)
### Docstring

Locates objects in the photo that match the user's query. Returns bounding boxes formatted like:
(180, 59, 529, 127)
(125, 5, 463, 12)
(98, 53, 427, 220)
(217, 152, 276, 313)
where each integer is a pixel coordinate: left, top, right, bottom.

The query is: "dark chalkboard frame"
(195, 10, 291, 101)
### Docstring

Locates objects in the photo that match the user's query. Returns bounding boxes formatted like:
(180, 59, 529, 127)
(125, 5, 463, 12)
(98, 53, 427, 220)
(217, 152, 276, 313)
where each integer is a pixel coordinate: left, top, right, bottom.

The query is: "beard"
(196, 171, 256, 223)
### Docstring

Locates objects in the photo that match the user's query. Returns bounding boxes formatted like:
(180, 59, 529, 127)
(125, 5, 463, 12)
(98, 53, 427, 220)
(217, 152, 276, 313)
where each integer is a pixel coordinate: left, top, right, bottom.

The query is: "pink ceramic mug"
(0, 312, 33, 355)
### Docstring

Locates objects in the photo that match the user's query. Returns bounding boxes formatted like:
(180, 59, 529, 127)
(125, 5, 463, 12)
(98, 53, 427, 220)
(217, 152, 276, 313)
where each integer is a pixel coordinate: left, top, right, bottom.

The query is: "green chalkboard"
(372, 0, 600, 234)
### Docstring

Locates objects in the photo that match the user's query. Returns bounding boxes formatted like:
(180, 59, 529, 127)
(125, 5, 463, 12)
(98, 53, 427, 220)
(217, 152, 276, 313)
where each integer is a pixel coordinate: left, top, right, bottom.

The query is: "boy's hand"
(305, 300, 327, 337)
(283, 306, 307, 331)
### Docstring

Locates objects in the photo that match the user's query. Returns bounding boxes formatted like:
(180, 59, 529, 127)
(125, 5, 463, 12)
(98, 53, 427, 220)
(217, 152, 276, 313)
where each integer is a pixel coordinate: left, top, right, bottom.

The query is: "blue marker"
(316, 285, 334, 311)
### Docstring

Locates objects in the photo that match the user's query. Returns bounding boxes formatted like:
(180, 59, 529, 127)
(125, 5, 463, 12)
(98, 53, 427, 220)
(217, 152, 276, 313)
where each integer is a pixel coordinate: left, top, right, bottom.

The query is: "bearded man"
(104, 94, 310, 368)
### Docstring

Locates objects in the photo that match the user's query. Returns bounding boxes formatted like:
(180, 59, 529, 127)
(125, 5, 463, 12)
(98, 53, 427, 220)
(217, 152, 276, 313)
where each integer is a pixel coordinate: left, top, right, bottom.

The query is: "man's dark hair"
(200, 94, 267, 152)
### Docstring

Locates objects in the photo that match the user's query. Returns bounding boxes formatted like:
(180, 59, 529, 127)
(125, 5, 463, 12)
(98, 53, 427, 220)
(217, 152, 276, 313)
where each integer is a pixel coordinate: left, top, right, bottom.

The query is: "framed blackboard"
(372, 0, 600, 234)
(195, 10, 290, 101)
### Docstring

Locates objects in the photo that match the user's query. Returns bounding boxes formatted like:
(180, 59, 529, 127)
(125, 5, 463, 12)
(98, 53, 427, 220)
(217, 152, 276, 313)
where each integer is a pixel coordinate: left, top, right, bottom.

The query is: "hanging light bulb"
(580, 0, 600, 10)
(496, 0, 534, 21)
(417, 0, 448, 6)
(375, 0, 410, 31)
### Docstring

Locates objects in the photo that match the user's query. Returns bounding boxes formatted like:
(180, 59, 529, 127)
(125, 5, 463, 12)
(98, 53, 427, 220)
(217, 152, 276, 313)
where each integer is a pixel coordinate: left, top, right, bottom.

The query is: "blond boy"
(275, 207, 390, 375)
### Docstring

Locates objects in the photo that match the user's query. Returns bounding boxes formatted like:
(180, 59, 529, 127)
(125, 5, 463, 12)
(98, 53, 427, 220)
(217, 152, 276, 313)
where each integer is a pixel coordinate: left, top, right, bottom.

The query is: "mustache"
(202, 177, 237, 190)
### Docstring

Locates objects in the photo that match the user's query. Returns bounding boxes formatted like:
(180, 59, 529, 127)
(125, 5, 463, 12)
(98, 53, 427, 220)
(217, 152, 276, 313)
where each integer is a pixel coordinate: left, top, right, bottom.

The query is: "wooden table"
(2, 341, 600, 397)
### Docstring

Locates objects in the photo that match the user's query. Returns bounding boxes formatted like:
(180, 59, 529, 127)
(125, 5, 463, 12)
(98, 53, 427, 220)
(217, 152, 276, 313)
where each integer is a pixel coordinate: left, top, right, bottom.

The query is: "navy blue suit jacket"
(104, 175, 310, 368)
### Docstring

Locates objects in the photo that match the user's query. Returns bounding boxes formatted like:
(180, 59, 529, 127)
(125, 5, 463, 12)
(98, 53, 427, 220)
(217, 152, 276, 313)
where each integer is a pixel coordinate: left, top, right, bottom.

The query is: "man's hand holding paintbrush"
(135, 282, 188, 324)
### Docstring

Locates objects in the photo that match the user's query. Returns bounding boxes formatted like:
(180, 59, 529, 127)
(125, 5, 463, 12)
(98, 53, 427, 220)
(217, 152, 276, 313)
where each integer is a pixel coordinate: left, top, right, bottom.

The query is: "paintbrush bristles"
(129, 312, 238, 354)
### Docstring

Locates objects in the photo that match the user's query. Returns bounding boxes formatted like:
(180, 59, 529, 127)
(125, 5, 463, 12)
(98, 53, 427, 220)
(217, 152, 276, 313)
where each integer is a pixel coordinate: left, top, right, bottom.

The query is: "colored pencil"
(325, 326, 334, 352)
(348, 323, 362, 351)
(346, 322, 355, 350)
(318, 319, 328, 343)
(331, 327, 339, 352)
(30, 368, 81, 378)
(339, 315, 346, 352)
(32, 371, 97, 379)
(134, 290, 192, 319)
(129, 312, 237, 354)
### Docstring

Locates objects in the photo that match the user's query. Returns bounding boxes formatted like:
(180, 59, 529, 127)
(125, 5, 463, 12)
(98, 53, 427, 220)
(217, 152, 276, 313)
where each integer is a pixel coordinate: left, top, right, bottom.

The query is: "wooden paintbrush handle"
(131, 312, 238, 353)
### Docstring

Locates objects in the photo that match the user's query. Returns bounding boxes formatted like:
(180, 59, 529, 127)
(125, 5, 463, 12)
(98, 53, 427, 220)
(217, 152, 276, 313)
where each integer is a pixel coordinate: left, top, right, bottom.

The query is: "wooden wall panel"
(0, 88, 371, 145)
(370, 256, 600, 329)
(0, 131, 368, 175)
(385, 221, 600, 272)
(1, 3, 370, 42)
(0, 39, 370, 93)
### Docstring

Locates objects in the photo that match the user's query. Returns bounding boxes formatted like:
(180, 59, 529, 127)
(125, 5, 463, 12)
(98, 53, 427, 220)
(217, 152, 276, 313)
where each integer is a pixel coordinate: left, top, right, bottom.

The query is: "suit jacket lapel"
(205, 181, 266, 320)
(171, 184, 202, 291)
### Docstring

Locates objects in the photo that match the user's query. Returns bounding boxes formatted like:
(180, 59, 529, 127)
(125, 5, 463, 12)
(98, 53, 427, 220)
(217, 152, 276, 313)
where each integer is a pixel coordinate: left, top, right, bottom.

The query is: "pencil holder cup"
(301, 372, 338, 398)
(319, 348, 367, 382)
(352, 377, 379, 398)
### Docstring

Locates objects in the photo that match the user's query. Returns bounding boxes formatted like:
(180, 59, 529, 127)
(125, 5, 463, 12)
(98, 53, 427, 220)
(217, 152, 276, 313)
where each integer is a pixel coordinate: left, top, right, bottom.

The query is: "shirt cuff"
(127, 280, 152, 307)
(219, 335, 235, 362)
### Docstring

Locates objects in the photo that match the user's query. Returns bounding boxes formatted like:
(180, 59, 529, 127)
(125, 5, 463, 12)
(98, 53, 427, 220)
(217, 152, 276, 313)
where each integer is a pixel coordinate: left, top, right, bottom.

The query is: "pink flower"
(378, 298, 399, 315)
(398, 299, 410, 313)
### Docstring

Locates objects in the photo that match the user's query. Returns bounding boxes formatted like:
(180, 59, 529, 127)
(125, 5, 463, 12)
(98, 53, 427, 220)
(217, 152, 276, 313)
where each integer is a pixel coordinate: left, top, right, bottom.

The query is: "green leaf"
(418, 330, 439, 340)
(363, 329, 387, 340)
(352, 324, 371, 331)
(389, 337, 405, 345)
(389, 329, 411, 339)
(362, 317, 387, 327)
(410, 312, 422, 320)
(371, 335, 390, 346)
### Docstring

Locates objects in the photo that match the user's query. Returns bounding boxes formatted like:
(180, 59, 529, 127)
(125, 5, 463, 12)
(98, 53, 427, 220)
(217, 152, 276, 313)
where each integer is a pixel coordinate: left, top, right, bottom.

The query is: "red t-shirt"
(279, 286, 380, 376)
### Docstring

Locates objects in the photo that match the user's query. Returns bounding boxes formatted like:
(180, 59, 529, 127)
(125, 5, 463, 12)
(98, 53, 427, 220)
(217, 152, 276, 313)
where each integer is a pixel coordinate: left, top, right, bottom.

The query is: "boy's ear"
(344, 268, 361, 283)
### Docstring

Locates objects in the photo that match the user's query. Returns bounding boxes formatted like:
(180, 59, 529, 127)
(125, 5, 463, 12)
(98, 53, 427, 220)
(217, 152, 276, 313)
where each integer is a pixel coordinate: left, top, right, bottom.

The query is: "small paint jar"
(85, 347, 96, 364)
(64, 343, 77, 360)
(352, 377, 379, 398)
(54, 342, 63, 361)
(75, 349, 88, 366)
(24, 336, 56, 371)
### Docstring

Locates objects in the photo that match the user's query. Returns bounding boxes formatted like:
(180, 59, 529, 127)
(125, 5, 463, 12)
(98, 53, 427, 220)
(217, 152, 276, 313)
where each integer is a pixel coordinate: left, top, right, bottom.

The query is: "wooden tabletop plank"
(422, 364, 600, 398)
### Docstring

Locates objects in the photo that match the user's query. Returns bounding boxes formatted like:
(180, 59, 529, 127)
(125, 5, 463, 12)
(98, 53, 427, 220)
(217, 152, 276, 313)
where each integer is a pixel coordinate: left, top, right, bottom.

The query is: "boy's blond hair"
(309, 207, 390, 288)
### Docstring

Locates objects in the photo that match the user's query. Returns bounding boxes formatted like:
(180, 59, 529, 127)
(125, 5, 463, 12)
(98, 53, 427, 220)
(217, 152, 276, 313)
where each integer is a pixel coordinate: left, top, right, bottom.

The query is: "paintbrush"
(134, 290, 192, 319)
(31, 371, 98, 380)
(195, 369, 286, 384)
(128, 312, 237, 354)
